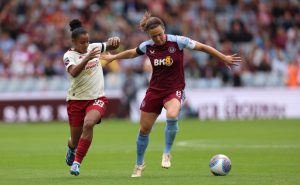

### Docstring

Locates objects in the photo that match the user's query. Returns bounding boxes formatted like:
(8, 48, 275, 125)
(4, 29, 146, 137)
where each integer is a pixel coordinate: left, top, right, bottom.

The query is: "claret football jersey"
(136, 34, 196, 96)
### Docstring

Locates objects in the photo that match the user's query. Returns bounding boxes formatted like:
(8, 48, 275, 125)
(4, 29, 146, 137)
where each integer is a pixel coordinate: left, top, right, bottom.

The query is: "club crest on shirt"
(168, 46, 176, 53)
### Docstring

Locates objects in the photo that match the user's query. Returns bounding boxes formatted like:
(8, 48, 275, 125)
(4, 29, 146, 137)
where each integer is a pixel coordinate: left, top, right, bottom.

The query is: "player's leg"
(66, 100, 85, 167)
(66, 127, 82, 166)
(70, 98, 107, 176)
(136, 111, 158, 165)
(162, 90, 185, 168)
(131, 111, 159, 177)
(162, 98, 181, 168)
(70, 109, 102, 176)
(68, 127, 82, 148)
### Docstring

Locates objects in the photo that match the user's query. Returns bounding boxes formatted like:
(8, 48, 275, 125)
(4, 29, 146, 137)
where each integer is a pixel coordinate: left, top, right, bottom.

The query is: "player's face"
(73, 33, 89, 53)
(148, 26, 166, 46)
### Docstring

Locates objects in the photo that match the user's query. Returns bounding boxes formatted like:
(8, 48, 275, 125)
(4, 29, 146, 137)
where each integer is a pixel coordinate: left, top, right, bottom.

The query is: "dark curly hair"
(69, 19, 87, 39)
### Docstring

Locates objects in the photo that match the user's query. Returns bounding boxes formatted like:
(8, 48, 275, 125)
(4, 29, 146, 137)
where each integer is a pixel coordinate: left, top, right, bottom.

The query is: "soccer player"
(100, 12, 241, 177)
(63, 19, 120, 176)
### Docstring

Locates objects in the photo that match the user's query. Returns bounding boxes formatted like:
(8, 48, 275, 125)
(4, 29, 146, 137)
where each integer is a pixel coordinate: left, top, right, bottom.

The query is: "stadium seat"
(196, 79, 210, 88)
(5, 77, 22, 92)
(241, 72, 253, 87)
(209, 78, 223, 88)
(252, 72, 268, 87)
(0, 78, 8, 92)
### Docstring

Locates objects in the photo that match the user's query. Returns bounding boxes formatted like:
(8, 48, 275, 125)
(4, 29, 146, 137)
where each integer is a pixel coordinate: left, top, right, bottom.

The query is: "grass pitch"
(0, 119, 299, 185)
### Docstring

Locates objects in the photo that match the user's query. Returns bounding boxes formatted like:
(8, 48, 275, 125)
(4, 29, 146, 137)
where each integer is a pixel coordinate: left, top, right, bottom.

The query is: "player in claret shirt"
(63, 19, 120, 176)
(100, 11, 241, 178)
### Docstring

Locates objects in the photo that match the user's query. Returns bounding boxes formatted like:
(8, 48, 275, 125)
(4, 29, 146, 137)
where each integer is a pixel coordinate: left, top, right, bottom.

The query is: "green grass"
(0, 119, 299, 185)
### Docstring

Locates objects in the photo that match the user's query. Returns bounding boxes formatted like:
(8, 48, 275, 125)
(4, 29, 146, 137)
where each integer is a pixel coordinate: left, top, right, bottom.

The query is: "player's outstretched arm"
(193, 42, 242, 70)
(68, 47, 101, 77)
(106, 37, 121, 51)
(100, 48, 139, 64)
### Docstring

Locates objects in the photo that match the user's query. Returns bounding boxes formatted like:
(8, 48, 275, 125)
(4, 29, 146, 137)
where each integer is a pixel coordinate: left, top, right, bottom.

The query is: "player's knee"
(140, 126, 151, 135)
(83, 119, 96, 130)
(166, 110, 179, 119)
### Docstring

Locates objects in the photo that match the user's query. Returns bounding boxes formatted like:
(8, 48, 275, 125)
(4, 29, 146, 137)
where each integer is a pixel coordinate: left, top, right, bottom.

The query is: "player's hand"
(223, 54, 242, 70)
(100, 53, 116, 64)
(107, 37, 120, 47)
(86, 47, 101, 61)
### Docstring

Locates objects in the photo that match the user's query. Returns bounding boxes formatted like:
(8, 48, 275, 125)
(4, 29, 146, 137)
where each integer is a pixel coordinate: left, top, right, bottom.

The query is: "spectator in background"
(287, 61, 298, 87)
(274, 26, 287, 49)
(0, 31, 14, 53)
(226, 19, 253, 43)
(119, 68, 138, 118)
(286, 26, 300, 61)
(256, 53, 272, 72)
(0, 49, 4, 76)
(272, 47, 288, 85)
(44, 58, 57, 77)
(0, 0, 299, 92)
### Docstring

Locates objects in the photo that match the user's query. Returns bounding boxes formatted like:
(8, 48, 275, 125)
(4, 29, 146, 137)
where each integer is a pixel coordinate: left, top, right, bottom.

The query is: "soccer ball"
(209, 154, 231, 176)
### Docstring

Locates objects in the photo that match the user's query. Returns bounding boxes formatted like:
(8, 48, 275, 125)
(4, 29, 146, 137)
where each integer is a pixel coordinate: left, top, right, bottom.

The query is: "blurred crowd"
(1, 0, 300, 89)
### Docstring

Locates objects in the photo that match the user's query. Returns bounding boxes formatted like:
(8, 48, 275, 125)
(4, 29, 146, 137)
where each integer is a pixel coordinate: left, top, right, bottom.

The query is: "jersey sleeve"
(136, 41, 148, 55)
(136, 47, 144, 55)
(176, 35, 196, 50)
(63, 53, 76, 71)
(89, 43, 107, 53)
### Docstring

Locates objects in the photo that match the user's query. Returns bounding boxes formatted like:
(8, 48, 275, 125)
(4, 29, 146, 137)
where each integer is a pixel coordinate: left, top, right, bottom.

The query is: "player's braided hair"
(139, 11, 165, 32)
(69, 19, 87, 39)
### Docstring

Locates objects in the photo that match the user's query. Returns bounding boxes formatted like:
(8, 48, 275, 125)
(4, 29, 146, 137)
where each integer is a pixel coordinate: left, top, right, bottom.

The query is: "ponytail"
(139, 11, 164, 32)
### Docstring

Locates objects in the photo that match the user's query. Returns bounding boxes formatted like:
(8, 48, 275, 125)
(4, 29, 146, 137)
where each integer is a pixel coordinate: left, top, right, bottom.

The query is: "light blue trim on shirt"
(138, 34, 195, 53)
(138, 40, 155, 54)
(168, 34, 197, 50)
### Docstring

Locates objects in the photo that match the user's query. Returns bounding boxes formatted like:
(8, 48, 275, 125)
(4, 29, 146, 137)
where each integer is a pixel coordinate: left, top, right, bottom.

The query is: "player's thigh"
(164, 99, 181, 118)
(67, 100, 86, 127)
(163, 90, 185, 118)
(84, 109, 102, 129)
(84, 97, 108, 128)
(140, 111, 159, 133)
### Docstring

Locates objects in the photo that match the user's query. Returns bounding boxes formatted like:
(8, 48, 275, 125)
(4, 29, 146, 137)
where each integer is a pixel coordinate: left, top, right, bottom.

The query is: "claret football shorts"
(140, 89, 185, 114)
(67, 96, 108, 127)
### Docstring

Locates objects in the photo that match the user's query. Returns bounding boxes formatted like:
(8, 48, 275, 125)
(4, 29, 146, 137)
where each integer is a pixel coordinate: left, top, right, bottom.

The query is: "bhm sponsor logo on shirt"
(153, 56, 173, 66)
